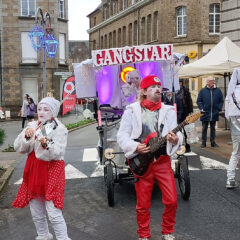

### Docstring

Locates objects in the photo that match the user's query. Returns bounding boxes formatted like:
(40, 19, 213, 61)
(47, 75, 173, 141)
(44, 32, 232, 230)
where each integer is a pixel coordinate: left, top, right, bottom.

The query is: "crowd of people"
(12, 69, 240, 240)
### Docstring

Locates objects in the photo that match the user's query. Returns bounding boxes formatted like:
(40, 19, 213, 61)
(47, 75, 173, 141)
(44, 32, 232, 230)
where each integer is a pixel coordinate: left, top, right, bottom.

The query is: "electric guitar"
(128, 112, 203, 177)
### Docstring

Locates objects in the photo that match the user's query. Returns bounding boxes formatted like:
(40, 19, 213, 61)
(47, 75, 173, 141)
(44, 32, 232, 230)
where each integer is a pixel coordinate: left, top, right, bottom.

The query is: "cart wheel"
(177, 155, 191, 201)
(106, 164, 115, 207)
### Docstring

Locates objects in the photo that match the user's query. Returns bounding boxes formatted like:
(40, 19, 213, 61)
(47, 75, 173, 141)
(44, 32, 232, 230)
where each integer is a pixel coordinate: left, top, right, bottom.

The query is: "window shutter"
(59, 34, 65, 64)
(21, 32, 37, 63)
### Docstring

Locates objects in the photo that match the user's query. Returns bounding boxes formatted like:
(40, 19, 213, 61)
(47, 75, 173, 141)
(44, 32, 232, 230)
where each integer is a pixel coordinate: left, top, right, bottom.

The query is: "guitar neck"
(150, 120, 188, 153)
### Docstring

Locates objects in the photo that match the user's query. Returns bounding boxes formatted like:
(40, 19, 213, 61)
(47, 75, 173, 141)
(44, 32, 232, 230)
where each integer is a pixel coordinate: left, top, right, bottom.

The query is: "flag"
(62, 76, 76, 116)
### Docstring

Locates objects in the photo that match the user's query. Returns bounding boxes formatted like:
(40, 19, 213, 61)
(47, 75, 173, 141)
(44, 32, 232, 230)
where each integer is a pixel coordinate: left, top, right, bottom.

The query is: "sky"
(68, 0, 101, 40)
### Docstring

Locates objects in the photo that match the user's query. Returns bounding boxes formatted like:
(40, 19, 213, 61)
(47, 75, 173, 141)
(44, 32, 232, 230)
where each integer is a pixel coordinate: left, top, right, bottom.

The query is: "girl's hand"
(167, 131, 179, 145)
(25, 128, 35, 139)
(39, 137, 47, 148)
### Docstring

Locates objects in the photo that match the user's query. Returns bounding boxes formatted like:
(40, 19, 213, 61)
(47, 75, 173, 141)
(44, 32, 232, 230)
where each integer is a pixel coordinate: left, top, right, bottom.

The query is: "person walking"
(117, 75, 183, 240)
(21, 94, 29, 129)
(176, 80, 193, 152)
(27, 97, 36, 121)
(12, 97, 71, 240)
(225, 68, 240, 189)
(197, 76, 223, 148)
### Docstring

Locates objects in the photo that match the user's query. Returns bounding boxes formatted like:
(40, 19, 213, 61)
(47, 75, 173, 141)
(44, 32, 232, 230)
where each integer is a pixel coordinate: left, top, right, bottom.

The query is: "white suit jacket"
(117, 102, 183, 158)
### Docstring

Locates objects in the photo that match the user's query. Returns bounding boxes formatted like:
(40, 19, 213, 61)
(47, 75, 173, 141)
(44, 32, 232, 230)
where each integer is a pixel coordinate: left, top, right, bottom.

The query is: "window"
(132, 0, 136, 4)
(113, 31, 116, 48)
(133, 20, 138, 45)
(147, 14, 152, 42)
(22, 78, 38, 104)
(141, 17, 146, 44)
(153, 11, 158, 40)
(209, 3, 220, 34)
(59, 0, 65, 19)
(21, 0, 36, 16)
(101, 36, 104, 49)
(118, 28, 122, 47)
(176, 6, 187, 36)
(59, 34, 66, 64)
(128, 23, 133, 45)
(123, 26, 126, 46)
(21, 32, 37, 63)
(109, 32, 113, 48)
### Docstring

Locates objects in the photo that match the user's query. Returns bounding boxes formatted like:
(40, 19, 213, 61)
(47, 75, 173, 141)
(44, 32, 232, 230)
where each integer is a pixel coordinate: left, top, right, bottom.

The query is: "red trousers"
(134, 155, 177, 238)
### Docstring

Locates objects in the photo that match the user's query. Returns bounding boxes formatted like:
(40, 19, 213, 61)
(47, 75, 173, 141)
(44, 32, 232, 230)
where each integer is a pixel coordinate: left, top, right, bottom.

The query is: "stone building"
(0, 0, 69, 115)
(68, 40, 89, 72)
(221, 0, 240, 46)
(87, 0, 221, 104)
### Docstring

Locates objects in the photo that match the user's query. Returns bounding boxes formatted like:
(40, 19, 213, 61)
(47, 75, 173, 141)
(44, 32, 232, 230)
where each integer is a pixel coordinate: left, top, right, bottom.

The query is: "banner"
(62, 76, 76, 116)
(92, 44, 173, 67)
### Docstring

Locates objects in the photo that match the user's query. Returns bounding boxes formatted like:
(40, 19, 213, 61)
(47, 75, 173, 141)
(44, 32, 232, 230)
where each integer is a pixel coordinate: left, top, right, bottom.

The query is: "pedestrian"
(176, 80, 193, 152)
(21, 94, 29, 129)
(225, 68, 240, 189)
(197, 76, 223, 148)
(12, 97, 71, 240)
(27, 97, 36, 121)
(117, 75, 183, 240)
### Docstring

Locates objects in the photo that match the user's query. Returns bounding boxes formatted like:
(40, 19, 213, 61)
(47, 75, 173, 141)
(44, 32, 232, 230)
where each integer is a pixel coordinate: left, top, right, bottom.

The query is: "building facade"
(221, 0, 240, 46)
(87, 0, 221, 103)
(0, 0, 69, 115)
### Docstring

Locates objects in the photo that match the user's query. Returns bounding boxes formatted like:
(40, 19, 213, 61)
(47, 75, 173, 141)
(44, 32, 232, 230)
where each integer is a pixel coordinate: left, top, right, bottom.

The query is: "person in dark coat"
(197, 76, 223, 148)
(176, 80, 193, 152)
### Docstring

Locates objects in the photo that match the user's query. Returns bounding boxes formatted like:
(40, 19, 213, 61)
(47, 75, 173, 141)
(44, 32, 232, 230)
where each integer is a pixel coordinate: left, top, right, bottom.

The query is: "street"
(0, 124, 240, 240)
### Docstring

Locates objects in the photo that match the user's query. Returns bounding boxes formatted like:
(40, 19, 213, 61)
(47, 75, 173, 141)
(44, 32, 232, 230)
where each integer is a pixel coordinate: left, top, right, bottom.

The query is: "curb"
(68, 121, 97, 133)
(0, 167, 14, 195)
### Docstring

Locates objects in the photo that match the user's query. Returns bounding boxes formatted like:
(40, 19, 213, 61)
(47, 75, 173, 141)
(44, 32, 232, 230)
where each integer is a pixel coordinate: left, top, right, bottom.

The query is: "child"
(12, 97, 71, 240)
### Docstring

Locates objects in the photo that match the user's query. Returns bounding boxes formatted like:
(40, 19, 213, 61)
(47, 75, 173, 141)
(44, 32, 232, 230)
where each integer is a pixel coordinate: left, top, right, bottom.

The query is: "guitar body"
(128, 151, 155, 177)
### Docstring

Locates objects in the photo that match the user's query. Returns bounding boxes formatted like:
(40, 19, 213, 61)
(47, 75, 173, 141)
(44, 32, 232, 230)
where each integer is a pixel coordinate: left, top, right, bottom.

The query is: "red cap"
(140, 75, 161, 90)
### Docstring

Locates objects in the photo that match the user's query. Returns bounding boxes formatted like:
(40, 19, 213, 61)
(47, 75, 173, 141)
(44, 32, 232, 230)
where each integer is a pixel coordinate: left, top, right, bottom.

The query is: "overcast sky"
(68, 0, 101, 40)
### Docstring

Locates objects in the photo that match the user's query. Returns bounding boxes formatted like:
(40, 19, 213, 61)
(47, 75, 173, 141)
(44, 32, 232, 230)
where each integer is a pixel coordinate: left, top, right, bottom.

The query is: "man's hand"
(167, 131, 179, 145)
(136, 143, 150, 154)
(25, 128, 35, 139)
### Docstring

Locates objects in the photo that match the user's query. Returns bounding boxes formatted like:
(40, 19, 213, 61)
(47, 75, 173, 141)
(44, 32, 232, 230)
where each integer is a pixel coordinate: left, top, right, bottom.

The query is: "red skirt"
(12, 151, 66, 210)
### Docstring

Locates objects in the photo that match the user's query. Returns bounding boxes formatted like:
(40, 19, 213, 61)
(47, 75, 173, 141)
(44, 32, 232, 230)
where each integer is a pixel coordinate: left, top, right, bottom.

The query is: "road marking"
(200, 156, 228, 170)
(90, 164, 104, 177)
(82, 148, 98, 162)
(14, 178, 23, 185)
(65, 164, 88, 179)
(184, 151, 197, 156)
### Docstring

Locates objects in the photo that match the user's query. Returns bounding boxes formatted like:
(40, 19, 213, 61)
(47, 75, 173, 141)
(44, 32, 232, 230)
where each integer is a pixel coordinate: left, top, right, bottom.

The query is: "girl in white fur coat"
(12, 97, 71, 240)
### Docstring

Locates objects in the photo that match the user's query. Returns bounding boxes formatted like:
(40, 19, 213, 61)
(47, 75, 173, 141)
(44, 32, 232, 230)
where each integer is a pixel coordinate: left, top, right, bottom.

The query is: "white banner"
(92, 44, 173, 67)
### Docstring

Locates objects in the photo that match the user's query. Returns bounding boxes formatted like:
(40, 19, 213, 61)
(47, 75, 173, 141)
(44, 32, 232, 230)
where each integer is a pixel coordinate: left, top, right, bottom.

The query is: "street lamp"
(29, 7, 59, 98)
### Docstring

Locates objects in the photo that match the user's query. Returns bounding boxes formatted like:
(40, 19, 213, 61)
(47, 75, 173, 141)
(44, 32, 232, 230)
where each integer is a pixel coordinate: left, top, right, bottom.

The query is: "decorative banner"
(62, 76, 76, 116)
(92, 44, 173, 67)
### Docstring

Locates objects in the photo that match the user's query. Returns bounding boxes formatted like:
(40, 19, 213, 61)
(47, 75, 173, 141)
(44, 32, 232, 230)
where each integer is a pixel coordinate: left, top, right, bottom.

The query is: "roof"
(178, 37, 240, 78)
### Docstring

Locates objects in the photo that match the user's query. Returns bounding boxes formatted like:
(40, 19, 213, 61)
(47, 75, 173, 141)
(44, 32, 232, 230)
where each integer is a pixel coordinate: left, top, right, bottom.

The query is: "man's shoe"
(139, 238, 150, 240)
(226, 179, 238, 189)
(162, 234, 175, 240)
(211, 143, 219, 147)
(35, 233, 53, 240)
(200, 144, 206, 148)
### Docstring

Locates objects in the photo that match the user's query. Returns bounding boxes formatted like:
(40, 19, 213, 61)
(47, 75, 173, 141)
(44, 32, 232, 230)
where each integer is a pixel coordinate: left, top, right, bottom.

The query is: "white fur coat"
(14, 119, 68, 161)
(117, 102, 183, 158)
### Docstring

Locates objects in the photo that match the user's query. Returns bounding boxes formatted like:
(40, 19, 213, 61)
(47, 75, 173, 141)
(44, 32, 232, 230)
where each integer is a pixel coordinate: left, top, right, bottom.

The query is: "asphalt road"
(0, 124, 240, 240)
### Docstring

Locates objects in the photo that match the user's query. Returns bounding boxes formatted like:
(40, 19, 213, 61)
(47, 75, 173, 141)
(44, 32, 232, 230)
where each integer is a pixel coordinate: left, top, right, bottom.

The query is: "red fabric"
(12, 151, 66, 210)
(141, 99, 162, 111)
(140, 75, 161, 89)
(134, 155, 177, 238)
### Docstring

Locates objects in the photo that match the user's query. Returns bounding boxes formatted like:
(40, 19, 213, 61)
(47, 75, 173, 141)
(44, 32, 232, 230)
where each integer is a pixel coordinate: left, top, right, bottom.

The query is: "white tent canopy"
(178, 37, 240, 78)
